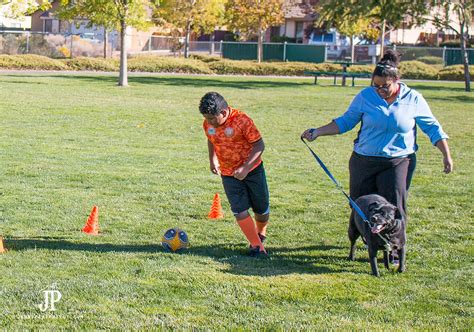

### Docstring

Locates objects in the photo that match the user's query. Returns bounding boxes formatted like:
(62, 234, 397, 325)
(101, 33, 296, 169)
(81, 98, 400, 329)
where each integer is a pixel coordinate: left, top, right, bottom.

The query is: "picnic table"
(304, 70, 371, 87)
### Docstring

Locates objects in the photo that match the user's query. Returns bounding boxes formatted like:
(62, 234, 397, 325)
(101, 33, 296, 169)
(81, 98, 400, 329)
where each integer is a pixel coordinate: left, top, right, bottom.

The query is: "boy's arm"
(208, 139, 220, 175)
(233, 138, 264, 180)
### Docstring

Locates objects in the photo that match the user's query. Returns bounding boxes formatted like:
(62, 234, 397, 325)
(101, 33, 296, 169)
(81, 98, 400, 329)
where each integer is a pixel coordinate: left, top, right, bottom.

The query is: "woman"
(301, 50, 453, 226)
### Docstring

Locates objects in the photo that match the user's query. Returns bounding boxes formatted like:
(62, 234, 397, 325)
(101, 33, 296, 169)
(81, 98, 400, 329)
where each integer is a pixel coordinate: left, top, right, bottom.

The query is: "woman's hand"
(443, 155, 453, 174)
(435, 139, 453, 174)
(301, 128, 318, 141)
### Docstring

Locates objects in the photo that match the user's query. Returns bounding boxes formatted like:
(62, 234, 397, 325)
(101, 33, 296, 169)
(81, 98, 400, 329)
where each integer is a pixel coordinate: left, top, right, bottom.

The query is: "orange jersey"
(203, 108, 262, 176)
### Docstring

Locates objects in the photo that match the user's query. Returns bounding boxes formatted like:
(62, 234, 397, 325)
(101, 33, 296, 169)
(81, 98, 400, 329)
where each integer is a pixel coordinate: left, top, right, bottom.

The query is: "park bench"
(304, 71, 371, 87)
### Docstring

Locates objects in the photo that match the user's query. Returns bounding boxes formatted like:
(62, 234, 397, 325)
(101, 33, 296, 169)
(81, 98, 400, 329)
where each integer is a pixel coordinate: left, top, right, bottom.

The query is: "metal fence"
(0, 32, 472, 67)
(0, 31, 121, 58)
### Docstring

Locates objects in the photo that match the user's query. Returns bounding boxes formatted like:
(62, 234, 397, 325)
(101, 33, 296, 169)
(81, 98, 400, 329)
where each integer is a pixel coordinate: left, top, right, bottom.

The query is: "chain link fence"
(0, 32, 471, 67)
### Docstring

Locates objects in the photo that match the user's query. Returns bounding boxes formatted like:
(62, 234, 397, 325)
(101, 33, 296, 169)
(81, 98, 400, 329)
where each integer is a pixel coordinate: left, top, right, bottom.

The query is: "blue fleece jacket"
(334, 82, 448, 158)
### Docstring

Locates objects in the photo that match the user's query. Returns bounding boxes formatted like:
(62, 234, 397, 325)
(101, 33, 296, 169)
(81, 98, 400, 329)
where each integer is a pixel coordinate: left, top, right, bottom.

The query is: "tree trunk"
(257, 26, 264, 63)
(118, 20, 128, 87)
(380, 18, 386, 60)
(460, 23, 471, 92)
(184, 20, 192, 58)
(103, 28, 108, 59)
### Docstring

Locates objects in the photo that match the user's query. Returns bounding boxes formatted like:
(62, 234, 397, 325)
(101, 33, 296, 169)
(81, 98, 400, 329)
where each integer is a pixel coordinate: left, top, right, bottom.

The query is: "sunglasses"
(371, 82, 394, 93)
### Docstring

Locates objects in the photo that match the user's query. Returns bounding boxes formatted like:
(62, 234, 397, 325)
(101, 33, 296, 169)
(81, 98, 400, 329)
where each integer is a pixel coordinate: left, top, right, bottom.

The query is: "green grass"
(0, 74, 472, 329)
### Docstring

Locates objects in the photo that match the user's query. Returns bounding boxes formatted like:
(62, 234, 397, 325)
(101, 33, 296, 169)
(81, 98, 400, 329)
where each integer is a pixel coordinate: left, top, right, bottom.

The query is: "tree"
(156, 0, 226, 58)
(427, 0, 472, 92)
(226, 0, 284, 63)
(1, 0, 51, 18)
(58, 0, 157, 87)
(319, 0, 427, 59)
(316, 0, 379, 62)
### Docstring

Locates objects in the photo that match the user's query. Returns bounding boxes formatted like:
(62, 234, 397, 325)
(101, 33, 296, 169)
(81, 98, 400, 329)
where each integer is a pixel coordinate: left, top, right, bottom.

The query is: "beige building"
(271, 0, 318, 43)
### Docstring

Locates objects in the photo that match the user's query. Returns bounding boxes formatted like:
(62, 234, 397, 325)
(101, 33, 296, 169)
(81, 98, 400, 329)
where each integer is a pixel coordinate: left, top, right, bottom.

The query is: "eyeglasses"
(371, 82, 394, 93)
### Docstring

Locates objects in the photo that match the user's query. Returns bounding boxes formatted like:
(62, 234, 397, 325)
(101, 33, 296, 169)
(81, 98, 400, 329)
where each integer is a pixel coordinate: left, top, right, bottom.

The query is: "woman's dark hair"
(199, 92, 228, 115)
(373, 49, 400, 79)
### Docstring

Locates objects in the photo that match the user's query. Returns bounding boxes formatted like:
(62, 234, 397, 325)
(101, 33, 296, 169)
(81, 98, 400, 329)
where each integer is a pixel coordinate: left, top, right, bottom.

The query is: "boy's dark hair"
(373, 49, 400, 79)
(199, 92, 228, 115)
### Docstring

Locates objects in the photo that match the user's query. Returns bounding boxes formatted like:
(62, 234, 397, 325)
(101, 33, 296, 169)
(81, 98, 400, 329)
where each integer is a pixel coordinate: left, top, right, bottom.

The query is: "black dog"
(348, 194, 406, 276)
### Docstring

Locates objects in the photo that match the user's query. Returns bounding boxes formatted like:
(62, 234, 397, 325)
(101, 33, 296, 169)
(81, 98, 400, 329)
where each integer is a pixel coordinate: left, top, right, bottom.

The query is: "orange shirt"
(203, 108, 262, 176)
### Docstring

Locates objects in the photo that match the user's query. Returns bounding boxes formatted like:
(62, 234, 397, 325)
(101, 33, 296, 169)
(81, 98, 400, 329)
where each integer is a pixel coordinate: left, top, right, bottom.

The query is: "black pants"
(349, 152, 416, 221)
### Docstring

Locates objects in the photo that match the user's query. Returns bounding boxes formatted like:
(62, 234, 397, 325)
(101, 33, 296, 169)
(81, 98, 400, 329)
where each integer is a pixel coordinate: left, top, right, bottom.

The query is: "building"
(268, 0, 318, 43)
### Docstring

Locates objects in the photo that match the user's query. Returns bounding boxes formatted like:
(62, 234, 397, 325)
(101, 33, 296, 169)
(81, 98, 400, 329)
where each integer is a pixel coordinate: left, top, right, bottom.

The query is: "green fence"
(222, 42, 326, 63)
(444, 48, 474, 66)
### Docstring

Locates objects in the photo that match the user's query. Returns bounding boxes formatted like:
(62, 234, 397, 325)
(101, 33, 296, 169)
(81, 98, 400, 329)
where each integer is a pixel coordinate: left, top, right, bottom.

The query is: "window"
(295, 22, 304, 43)
(44, 19, 52, 33)
(311, 33, 334, 43)
(323, 33, 334, 42)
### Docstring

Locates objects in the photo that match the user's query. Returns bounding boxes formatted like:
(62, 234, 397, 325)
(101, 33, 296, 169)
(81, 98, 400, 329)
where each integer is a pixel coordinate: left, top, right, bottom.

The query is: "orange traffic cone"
(82, 206, 99, 235)
(0, 236, 6, 253)
(208, 193, 224, 219)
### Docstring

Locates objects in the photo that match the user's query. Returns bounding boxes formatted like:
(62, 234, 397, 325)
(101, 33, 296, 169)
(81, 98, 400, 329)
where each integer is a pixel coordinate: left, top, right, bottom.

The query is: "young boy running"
(199, 92, 269, 257)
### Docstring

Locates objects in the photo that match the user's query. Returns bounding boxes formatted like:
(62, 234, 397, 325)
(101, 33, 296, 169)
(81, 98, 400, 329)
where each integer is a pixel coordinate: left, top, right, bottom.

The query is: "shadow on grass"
(6, 237, 363, 276)
(427, 95, 474, 103)
(409, 83, 468, 92)
(1, 74, 310, 89)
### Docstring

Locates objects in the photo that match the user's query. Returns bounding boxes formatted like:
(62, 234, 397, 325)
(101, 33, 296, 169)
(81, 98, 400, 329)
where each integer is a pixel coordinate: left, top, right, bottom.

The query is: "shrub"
(398, 61, 439, 80)
(347, 64, 373, 74)
(63, 57, 118, 71)
(189, 54, 223, 63)
(417, 56, 444, 65)
(440, 39, 472, 48)
(438, 65, 474, 81)
(127, 55, 213, 74)
(0, 34, 23, 54)
(0, 54, 67, 70)
(208, 60, 345, 76)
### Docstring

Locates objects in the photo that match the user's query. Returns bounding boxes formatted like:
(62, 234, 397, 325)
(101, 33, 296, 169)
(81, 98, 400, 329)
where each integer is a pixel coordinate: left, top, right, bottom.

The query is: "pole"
(26, 32, 30, 53)
(442, 46, 446, 66)
(283, 41, 287, 61)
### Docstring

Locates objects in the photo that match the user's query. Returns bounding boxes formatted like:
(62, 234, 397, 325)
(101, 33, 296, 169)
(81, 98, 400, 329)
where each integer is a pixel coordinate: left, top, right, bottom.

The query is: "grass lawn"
(0, 73, 472, 329)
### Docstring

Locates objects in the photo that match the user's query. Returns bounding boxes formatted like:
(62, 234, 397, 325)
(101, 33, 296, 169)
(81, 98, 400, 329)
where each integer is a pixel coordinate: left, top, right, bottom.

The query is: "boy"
(199, 92, 270, 257)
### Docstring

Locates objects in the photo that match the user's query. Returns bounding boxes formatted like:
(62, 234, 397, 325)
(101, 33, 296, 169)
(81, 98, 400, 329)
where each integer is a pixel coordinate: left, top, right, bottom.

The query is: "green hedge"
(63, 57, 119, 71)
(0, 54, 471, 81)
(438, 65, 474, 81)
(128, 56, 213, 74)
(398, 61, 439, 80)
(0, 54, 67, 70)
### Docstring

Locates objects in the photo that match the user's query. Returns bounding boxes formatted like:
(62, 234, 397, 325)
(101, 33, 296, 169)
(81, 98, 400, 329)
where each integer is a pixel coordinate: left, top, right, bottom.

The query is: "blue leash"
(300, 136, 370, 224)
(301, 137, 392, 250)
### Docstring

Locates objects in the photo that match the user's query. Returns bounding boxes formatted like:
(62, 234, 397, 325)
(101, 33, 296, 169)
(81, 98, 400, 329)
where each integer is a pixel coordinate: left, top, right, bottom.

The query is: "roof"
(283, 0, 318, 20)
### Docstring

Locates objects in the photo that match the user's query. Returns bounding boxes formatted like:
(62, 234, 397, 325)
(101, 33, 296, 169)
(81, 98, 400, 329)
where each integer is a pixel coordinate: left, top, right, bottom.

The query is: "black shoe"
(249, 245, 269, 258)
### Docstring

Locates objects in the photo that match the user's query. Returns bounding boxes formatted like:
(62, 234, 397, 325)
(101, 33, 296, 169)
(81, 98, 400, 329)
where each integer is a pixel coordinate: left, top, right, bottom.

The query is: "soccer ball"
(161, 228, 189, 252)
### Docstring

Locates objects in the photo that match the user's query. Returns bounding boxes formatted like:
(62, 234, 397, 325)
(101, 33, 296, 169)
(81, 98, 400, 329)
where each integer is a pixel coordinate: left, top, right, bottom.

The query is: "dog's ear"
(394, 207, 403, 220)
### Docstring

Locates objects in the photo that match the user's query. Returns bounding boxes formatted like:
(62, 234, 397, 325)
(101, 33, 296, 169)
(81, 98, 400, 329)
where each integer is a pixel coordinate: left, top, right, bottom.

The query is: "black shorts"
(221, 163, 270, 215)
